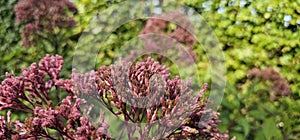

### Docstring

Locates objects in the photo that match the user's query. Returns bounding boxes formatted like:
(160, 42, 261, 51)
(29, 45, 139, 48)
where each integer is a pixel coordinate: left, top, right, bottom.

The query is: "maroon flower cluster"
(0, 55, 110, 139)
(0, 55, 231, 139)
(14, 0, 77, 47)
(140, 12, 196, 46)
(69, 57, 230, 139)
(140, 12, 197, 61)
(247, 67, 290, 100)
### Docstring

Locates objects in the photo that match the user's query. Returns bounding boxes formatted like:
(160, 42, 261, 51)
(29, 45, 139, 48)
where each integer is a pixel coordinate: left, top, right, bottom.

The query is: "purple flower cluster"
(68, 57, 230, 139)
(14, 0, 77, 47)
(140, 13, 197, 61)
(0, 55, 231, 139)
(247, 67, 290, 100)
(0, 55, 110, 139)
(141, 12, 196, 46)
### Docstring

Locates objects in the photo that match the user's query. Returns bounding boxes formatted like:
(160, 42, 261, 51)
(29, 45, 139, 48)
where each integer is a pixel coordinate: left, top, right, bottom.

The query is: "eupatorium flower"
(0, 55, 232, 139)
(0, 55, 110, 139)
(14, 0, 77, 47)
(247, 67, 290, 100)
(140, 12, 197, 61)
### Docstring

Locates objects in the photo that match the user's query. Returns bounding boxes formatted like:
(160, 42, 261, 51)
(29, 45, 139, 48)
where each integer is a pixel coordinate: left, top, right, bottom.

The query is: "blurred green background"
(1, 0, 299, 139)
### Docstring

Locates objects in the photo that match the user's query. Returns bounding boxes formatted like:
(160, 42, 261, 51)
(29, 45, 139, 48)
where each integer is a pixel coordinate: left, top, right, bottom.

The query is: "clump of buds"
(247, 67, 290, 100)
(0, 55, 231, 139)
(14, 0, 77, 47)
(0, 55, 110, 139)
(140, 12, 197, 62)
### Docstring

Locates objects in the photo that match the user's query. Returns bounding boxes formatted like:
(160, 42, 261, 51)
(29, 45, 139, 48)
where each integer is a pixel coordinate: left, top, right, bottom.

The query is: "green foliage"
(182, 0, 300, 139)
(219, 79, 300, 139)
(0, 0, 23, 79)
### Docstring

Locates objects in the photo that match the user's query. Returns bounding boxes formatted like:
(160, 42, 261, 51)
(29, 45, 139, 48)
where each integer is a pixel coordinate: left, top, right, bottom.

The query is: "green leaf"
(248, 108, 267, 120)
(237, 118, 250, 136)
(262, 117, 282, 140)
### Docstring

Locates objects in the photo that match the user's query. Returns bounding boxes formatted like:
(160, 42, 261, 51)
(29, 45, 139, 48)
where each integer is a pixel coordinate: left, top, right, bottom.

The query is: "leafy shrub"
(219, 67, 299, 139)
(0, 0, 25, 80)
(178, 0, 300, 139)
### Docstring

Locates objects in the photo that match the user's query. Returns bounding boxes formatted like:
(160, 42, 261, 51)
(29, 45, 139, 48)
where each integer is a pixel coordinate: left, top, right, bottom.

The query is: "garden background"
(0, 0, 299, 139)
